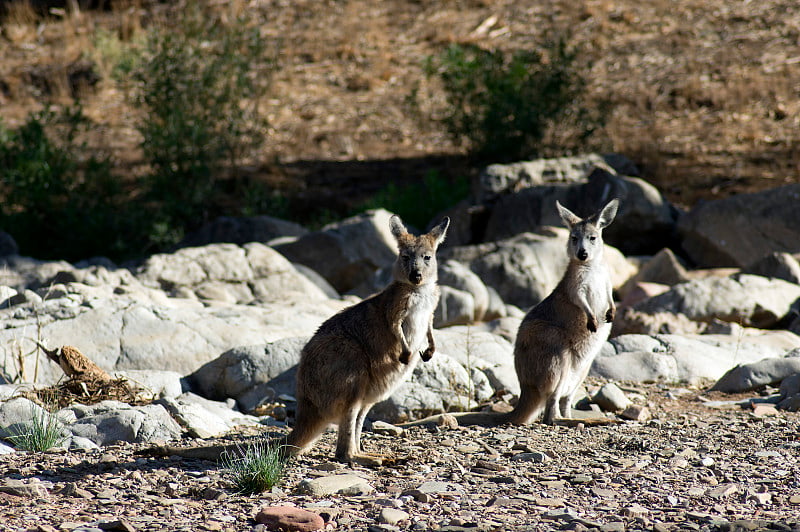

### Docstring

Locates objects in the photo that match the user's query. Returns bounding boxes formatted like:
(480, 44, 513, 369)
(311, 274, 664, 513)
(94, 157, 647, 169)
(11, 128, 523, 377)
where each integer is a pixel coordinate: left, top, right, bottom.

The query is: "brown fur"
(285, 215, 449, 463)
(507, 199, 619, 425)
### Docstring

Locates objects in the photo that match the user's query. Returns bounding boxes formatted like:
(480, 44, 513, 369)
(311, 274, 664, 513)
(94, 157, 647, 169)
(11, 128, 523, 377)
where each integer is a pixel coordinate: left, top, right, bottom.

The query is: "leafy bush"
(220, 439, 287, 494)
(359, 170, 469, 230)
(424, 40, 603, 162)
(0, 107, 136, 261)
(132, 1, 273, 241)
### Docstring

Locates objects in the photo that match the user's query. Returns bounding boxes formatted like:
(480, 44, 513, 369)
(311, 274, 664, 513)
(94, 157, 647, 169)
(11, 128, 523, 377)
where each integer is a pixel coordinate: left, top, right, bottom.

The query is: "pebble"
(256, 506, 325, 532)
(297, 474, 374, 497)
(378, 508, 410, 525)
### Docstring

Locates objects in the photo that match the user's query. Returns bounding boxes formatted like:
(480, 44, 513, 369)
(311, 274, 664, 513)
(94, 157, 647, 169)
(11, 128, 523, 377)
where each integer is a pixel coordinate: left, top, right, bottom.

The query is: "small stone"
(415, 481, 462, 494)
(0, 479, 48, 498)
(297, 474, 373, 497)
(378, 508, 410, 526)
(790, 494, 800, 505)
(599, 523, 625, 532)
(371, 421, 403, 436)
(592, 383, 632, 412)
(511, 451, 550, 463)
(748, 492, 772, 505)
(620, 404, 651, 422)
(438, 414, 459, 430)
(97, 519, 136, 532)
(622, 504, 648, 518)
(707, 483, 737, 498)
(752, 403, 779, 417)
(569, 474, 593, 485)
(400, 489, 431, 503)
(699, 457, 715, 467)
(542, 508, 579, 522)
(256, 506, 325, 532)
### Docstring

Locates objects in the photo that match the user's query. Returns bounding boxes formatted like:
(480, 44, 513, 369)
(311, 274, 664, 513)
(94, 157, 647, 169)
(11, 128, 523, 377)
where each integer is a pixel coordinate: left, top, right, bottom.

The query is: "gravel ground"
(1, 382, 799, 532)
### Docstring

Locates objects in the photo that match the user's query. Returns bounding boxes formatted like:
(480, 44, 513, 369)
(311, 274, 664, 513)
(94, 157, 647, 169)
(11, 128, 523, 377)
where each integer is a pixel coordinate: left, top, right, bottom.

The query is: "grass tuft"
(6, 402, 66, 452)
(220, 439, 288, 495)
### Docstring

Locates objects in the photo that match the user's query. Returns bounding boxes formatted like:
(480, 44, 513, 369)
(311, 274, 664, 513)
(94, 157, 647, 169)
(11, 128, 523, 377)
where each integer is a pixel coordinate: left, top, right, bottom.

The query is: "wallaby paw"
(399, 350, 412, 365)
(587, 316, 598, 332)
(606, 307, 616, 323)
(420, 346, 434, 362)
(343, 452, 392, 467)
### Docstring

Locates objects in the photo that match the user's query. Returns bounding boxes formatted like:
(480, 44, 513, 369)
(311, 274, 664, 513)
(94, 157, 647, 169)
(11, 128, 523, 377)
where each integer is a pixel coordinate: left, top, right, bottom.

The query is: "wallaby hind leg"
(285, 399, 330, 456)
(507, 387, 547, 425)
(354, 404, 373, 454)
(336, 405, 386, 466)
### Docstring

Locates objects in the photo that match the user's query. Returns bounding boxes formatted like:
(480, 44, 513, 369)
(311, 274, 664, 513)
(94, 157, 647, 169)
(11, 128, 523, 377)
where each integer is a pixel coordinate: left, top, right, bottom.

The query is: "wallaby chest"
(402, 285, 438, 352)
(569, 262, 611, 315)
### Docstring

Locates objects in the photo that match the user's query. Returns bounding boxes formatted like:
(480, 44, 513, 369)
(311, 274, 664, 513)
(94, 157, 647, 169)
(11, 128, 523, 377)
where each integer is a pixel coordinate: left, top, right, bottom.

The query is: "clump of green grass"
(6, 402, 66, 452)
(220, 439, 287, 495)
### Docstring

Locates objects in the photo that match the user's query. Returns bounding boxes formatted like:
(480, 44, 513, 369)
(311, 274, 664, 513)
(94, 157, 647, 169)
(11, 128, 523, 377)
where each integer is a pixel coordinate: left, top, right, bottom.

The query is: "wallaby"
(284, 215, 450, 464)
(507, 198, 619, 425)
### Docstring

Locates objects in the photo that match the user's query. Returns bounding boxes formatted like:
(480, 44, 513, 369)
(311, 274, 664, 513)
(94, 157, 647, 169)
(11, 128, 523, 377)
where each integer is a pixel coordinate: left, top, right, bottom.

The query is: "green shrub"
(359, 170, 469, 230)
(220, 439, 287, 494)
(0, 106, 137, 261)
(424, 40, 603, 162)
(132, 1, 274, 242)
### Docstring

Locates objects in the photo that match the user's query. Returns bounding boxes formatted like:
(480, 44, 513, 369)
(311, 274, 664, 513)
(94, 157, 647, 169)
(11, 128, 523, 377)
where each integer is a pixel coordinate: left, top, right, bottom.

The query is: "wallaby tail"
(399, 410, 509, 429)
(505, 387, 546, 425)
(284, 399, 330, 456)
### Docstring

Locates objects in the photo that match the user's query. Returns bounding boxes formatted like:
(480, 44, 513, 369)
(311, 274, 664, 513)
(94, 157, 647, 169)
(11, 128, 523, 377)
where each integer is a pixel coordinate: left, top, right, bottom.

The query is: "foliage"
(220, 439, 287, 494)
(132, 1, 273, 243)
(6, 401, 66, 452)
(424, 40, 604, 163)
(0, 106, 136, 261)
(359, 170, 470, 230)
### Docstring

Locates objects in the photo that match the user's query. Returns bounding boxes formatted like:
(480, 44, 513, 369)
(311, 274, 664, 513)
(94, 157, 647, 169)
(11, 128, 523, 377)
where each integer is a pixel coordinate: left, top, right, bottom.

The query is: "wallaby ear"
(389, 215, 408, 240)
(595, 198, 620, 229)
(556, 201, 581, 228)
(428, 216, 450, 246)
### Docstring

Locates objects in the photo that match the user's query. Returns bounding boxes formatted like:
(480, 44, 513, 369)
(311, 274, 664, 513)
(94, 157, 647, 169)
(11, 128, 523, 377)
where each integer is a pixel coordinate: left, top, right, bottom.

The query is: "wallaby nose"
(410, 271, 423, 284)
(577, 249, 588, 261)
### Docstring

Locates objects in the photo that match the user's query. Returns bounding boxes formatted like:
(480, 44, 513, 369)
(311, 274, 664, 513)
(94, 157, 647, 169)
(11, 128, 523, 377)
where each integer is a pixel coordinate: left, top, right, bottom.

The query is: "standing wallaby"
(285, 215, 450, 464)
(507, 198, 619, 425)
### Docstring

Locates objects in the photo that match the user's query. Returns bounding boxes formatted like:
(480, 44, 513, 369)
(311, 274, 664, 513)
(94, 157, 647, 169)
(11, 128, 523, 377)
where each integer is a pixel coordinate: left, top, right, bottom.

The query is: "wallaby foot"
(341, 451, 393, 467)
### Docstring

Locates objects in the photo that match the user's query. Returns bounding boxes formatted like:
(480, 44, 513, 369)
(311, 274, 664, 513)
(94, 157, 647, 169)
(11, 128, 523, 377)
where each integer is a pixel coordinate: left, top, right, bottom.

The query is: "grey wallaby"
(507, 198, 619, 424)
(284, 215, 450, 464)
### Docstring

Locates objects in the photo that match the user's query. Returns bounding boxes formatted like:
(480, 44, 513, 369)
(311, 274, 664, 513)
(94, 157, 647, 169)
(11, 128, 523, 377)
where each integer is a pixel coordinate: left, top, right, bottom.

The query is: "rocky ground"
(1, 381, 799, 532)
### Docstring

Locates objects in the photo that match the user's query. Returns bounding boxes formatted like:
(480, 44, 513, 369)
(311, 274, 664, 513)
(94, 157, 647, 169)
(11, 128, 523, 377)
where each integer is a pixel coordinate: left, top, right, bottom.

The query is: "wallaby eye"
(401, 254, 411, 261)
(570, 236, 578, 244)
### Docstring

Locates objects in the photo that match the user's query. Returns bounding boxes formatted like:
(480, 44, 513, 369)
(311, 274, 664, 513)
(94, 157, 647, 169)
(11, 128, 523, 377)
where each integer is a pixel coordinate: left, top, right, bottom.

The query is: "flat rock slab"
(255, 506, 325, 532)
(296, 474, 374, 497)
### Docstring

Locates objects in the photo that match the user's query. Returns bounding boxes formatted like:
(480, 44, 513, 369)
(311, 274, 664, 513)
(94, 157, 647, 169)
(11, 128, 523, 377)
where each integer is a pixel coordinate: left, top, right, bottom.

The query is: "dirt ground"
(1, 0, 799, 216)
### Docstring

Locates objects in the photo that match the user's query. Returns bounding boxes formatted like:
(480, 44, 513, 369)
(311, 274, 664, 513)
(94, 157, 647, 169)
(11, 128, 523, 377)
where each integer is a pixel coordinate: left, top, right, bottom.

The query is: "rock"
(752, 403, 779, 417)
(438, 260, 490, 321)
(710, 350, 800, 392)
(0, 479, 49, 498)
(612, 307, 706, 337)
(176, 215, 309, 248)
(112, 370, 184, 399)
(631, 273, 800, 328)
(678, 184, 800, 268)
(137, 242, 329, 304)
(188, 338, 308, 410)
(63, 401, 182, 446)
(442, 228, 634, 309)
(434, 286, 475, 328)
(297, 474, 374, 497)
(155, 392, 261, 439)
(379, 508, 410, 526)
(0, 255, 76, 292)
(415, 480, 463, 494)
(619, 248, 690, 299)
(370, 421, 403, 436)
(593, 333, 799, 384)
(779, 373, 800, 398)
(371, 354, 492, 423)
(0, 397, 65, 441)
(273, 209, 398, 293)
(478, 164, 676, 256)
(476, 153, 637, 202)
(0, 231, 18, 257)
(255, 506, 325, 532)
(620, 404, 651, 422)
(592, 383, 632, 412)
(744, 252, 800, 285)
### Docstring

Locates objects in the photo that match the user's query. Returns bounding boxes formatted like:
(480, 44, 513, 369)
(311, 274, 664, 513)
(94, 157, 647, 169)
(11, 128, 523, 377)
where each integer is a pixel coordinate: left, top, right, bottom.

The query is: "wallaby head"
(556, 199, 619, 263)
(389, 215, 450, 286)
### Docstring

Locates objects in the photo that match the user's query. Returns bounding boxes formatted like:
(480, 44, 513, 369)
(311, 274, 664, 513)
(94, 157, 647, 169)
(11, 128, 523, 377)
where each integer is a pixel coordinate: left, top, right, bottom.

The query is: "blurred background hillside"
(1, 0, 798, 261)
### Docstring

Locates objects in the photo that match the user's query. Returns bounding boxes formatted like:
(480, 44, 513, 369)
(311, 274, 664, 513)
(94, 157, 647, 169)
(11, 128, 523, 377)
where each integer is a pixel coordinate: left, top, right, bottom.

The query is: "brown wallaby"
(284, 215, 450, 464)
(506, 198, 619, 424)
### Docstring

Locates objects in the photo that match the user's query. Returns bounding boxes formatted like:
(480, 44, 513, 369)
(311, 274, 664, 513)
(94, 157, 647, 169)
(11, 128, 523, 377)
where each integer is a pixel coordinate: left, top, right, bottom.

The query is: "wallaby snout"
(576, 248, 589, 261)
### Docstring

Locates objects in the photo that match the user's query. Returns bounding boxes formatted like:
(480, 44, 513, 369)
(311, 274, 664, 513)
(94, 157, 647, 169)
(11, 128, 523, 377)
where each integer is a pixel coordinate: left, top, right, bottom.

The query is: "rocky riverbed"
(2, 381, 799, 532)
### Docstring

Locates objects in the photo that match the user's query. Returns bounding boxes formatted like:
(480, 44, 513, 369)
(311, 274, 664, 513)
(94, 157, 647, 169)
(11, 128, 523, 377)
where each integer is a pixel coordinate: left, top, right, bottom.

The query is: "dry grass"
(1, 0, 799, 209)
